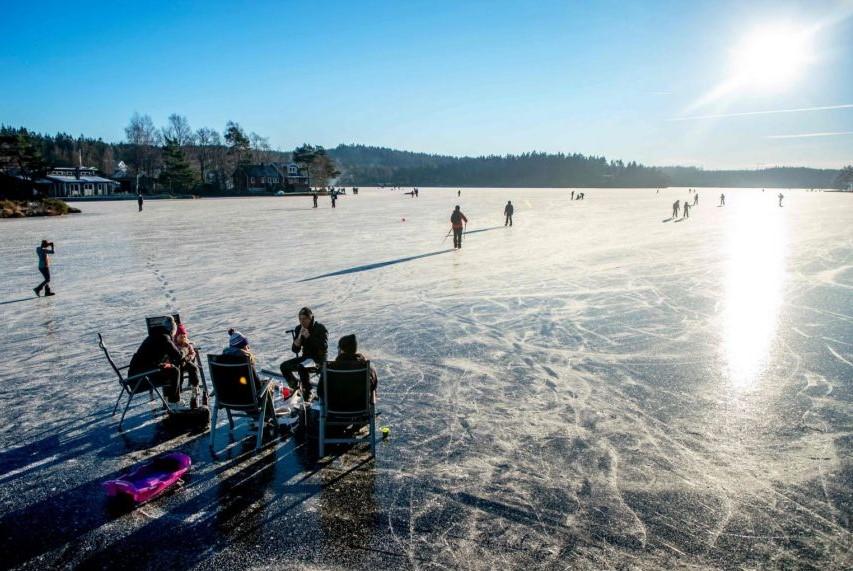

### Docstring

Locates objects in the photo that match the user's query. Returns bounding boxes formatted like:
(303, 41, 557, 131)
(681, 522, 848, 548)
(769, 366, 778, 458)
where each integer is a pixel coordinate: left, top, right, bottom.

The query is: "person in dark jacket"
(450, 205, 468, 249)
(128, 316, 193, 403)
(34, 240, 55, 297)
(279, 307, 328, 397)
(504, 201, 514, 226)
(324, 334, 378, 401)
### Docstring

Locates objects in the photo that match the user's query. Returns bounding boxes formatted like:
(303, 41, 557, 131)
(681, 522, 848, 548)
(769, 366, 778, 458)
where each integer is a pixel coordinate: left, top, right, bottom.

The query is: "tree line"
(330, 144, 848, 189)
(0, 114, 339, 193)
(332, 145, 668, 187)
(2, 126, 850, 193)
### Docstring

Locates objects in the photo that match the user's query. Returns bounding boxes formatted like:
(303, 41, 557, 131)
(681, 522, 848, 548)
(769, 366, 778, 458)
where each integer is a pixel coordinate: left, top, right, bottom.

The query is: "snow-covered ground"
(0, 187, 850, 569)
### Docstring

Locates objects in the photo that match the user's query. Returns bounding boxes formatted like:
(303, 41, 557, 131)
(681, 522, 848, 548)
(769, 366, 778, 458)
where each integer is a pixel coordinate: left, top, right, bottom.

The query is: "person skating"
(312, 192, 318, 208)
(34, 240, 55, 297)
(279, 307, 328, 399)
(571, 190, 575, 200)
(672, 200, 680, 219)
(457, 189, 461, 197)
(330, 190, 337, 208)
(450, 205, 468, 249)
(683, 202, 690, 218)
(778, 192, 784, 207)
(719, 193, 725, 206)
(504, 200, 514, 226)
(693, 193, 699, 206)
(137, 193, 144, 212)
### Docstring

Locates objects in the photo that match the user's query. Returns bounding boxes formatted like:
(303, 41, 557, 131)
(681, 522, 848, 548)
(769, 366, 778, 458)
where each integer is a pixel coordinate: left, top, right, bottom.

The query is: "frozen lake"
(1, 187, 851, 569)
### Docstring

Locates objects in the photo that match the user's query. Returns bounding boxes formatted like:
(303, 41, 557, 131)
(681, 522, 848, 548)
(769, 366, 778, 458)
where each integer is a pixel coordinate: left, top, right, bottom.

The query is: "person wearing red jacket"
(450, 205, 468, 250)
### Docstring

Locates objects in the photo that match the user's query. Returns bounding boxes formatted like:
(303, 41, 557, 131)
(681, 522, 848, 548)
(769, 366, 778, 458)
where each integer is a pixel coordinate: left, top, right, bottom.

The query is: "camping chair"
(97, 333, 174, 429)
(207, 354, 278, 455)
(145, 313, 181, 335)
(318, 363, 377, 457)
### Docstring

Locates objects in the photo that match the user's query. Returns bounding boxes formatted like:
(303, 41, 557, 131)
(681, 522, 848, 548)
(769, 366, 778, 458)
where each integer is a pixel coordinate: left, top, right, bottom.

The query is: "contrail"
(767, 131, 853, 139)
(669, 103, 853, 121)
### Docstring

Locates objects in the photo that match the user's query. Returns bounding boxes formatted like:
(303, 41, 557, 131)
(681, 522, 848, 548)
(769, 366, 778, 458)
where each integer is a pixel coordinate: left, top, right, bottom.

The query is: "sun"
(729, 25, 814, 90)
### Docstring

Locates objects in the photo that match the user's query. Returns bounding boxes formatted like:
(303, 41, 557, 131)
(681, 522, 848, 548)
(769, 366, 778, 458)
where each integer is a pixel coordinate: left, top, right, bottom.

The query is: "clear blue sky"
(1, 0, 851, 169)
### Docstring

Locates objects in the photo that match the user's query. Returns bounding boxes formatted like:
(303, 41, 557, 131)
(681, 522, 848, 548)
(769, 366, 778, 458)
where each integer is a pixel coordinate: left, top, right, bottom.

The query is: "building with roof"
(233, 163, 309, 193)
(45, 166, 120, 197)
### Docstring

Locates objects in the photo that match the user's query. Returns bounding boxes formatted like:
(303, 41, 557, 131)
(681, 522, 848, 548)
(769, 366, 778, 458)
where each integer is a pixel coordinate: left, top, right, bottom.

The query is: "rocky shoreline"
(0, 199, 81, 218)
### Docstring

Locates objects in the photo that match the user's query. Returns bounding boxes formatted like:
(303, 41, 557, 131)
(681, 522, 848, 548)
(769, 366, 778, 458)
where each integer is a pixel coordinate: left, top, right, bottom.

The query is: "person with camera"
(279, 307, 328, 399)
(34, 240, 56, 297)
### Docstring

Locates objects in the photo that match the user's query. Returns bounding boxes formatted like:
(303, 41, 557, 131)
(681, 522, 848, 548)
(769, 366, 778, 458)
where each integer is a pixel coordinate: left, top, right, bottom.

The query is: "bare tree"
(194, 127, 220, 187)
(124, 112, 162, 181)
(163, 114, 194, 147)
(248, 132, 272, 163)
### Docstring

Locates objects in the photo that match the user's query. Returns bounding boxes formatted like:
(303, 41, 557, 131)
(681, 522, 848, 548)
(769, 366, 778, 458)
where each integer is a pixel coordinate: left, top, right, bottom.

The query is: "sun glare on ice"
(722, 199, 788, 391)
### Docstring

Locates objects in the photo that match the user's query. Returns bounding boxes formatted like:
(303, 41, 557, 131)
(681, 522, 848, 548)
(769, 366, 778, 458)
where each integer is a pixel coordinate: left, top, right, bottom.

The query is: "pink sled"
(103, 452, 191, 504)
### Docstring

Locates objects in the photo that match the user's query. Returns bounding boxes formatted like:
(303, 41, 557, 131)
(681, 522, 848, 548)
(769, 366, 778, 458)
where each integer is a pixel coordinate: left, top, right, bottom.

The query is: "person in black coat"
(504, 201, 514, 226)
(279, 307, 328, 397)
(128, 317, 187, 403)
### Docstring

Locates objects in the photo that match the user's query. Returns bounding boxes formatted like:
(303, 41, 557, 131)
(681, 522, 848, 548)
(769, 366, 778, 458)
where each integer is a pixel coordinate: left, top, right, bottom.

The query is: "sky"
(1, 0, 851, 169)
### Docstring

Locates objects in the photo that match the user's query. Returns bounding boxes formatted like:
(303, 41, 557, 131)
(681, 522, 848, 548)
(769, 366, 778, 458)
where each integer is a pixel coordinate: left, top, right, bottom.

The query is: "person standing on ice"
(450, 205, 468, 249)
(683, 202, 690, 218)
(33, 239, 55, 297)
(778, 192, 784, 207)
(137, 193, 144, 212)
(330, 190, 337, 208)
(312, 192, 318, 208)
(672, 200, 680, 219)
(457, 189, 461, 197)
(719, 193, 725, 206)
(693, 193, 699, 206)
(571, 190, 575, 200)
(504, 201, 514, 226)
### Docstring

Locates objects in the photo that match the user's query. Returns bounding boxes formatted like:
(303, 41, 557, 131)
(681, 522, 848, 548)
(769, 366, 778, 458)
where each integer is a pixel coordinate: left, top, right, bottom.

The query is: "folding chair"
(97, 333, 174, 429)
(318, 363, 377, 457)
(207, 354, 279, 455)
(145, 314, 181, 335)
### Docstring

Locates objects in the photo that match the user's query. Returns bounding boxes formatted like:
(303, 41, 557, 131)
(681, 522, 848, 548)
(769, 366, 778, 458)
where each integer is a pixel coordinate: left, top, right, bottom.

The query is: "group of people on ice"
(127, 307, 378, 412)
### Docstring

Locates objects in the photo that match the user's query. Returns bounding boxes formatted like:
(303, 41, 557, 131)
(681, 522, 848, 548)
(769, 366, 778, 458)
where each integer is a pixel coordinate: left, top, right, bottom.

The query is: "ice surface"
(0, 188, 851, 569)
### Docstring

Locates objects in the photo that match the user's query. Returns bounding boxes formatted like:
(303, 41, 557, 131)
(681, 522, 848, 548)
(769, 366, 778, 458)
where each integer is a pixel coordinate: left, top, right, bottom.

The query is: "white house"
(45, 166, 121, 197)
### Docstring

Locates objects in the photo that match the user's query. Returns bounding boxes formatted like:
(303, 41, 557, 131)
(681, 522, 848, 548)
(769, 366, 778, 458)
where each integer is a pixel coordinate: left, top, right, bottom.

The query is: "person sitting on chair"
(279, 307, 328, 399)
(222, 329, 270, 395)
(325, 334, 378, 400)
(173, 323, 202, 408)
(128, 316, 194, 404)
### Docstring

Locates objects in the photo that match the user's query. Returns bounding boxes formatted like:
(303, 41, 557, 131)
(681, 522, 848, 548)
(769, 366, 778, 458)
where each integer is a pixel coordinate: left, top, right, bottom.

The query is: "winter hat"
(338, 334, 358, 355)
(228, 328, 249, 348)
(176, 324, 188, 336)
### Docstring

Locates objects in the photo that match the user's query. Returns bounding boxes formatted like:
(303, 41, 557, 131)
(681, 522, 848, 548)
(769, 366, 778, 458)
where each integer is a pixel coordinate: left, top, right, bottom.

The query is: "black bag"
(166, 406, 210, 428)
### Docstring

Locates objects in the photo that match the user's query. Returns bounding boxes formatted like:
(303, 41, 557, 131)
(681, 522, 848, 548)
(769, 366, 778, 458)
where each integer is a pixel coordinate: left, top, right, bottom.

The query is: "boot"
(44, 286, 55, 297)
(33, 287, 41, 297)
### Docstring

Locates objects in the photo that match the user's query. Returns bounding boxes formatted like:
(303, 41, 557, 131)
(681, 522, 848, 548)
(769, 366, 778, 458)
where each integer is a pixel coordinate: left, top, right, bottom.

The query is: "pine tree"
(158, 137, 195, 192)
(224, 121, 251, 165)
